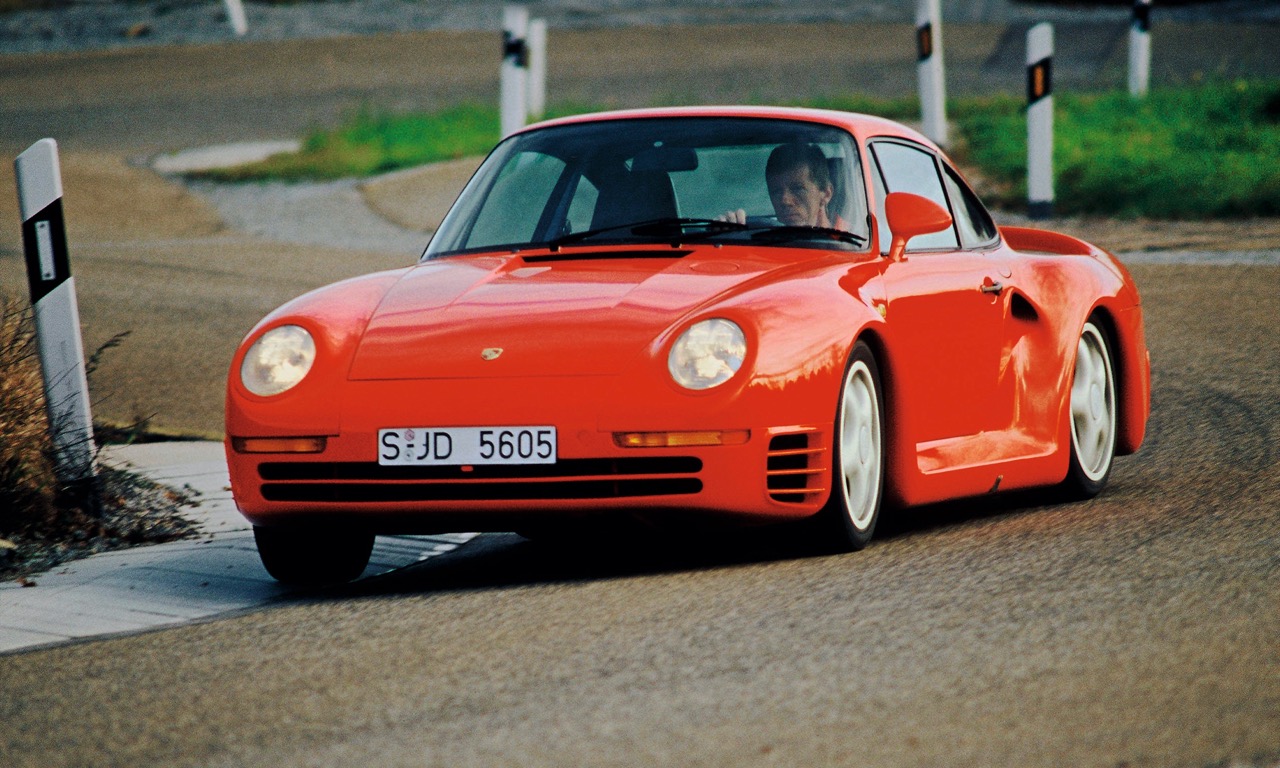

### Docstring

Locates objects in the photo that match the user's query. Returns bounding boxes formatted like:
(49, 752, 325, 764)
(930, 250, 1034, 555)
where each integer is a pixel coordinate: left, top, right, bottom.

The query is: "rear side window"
(870, 141, 959, 252)
(942, 163, 999, 249)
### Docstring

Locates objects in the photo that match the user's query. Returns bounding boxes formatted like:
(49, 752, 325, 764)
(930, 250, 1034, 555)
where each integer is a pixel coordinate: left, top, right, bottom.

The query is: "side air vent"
(766, 432, 829, 504)
(1011, 292, 1039, 322)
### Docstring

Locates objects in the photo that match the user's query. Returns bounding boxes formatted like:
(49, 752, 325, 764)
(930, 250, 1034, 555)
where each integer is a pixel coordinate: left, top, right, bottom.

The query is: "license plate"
(378, 426, 556, 466)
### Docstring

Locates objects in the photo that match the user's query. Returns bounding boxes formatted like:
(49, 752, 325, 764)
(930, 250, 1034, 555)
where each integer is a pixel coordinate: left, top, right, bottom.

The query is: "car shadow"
(314, 489, 1071, 601)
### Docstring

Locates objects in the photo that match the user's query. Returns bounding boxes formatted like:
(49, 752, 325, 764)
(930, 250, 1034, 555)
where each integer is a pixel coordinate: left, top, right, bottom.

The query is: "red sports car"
(226, 106, 1150, 585)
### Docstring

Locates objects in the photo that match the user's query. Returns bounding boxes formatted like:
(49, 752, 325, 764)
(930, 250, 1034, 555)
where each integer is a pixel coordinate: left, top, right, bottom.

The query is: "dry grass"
(0, 295, 58, 532)
(0, 293, 200, 580)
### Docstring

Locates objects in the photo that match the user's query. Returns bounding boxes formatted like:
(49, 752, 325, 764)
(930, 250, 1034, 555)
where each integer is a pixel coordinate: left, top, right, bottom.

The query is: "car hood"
(346, 249, 794, 380)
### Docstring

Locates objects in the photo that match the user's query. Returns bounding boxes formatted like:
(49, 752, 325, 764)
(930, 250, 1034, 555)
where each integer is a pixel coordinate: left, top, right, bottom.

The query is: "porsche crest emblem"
(481, 347, 503, 361)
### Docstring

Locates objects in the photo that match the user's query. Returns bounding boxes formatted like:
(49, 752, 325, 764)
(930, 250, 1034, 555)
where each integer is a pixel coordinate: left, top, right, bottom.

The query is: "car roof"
(519, 106, 940, 152)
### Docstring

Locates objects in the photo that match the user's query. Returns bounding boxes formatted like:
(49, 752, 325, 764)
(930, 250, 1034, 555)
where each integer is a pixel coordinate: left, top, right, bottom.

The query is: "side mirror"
(884, 192, 953, 262)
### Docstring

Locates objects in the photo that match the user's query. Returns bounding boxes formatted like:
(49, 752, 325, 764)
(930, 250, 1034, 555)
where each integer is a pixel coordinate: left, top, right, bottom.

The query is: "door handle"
(980, 277, 1004, 295)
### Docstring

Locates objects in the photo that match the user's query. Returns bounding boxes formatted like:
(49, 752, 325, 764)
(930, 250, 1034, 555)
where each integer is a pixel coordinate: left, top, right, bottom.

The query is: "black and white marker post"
(223, 0, 247, 36)
(526, 17, 547, 122)
(15, 139, 98, 501)
(1026, 23, 1055, 220)
(1129, 0, 1152, 98)
(500, 4, 530, 138)
(915, 0, 948, 148)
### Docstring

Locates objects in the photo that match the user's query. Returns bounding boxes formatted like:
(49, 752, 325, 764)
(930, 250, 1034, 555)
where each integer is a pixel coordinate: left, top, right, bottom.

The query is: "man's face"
(767, 163, 833, 226)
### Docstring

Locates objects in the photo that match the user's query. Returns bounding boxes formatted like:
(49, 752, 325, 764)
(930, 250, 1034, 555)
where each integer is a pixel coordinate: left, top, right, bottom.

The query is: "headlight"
(668, 318, 747, 390)
(240, 325, 316, 397)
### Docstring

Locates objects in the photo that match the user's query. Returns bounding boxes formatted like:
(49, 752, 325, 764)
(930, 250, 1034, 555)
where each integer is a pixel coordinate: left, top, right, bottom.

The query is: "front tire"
(253, 526, 375, 586)
(817, 341, 885, 551)
(1061, 319, 1117, 498)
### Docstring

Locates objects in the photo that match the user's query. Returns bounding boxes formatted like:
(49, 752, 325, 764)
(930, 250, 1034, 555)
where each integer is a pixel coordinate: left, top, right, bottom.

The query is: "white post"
(14, 139, 97, 489)
(915, 0, 948, 148)
(222, 0, 248, 37)
(500, 5, 530, 138)
(526, 18, 547, 121)
(1129, 0, 1152, 98)
(1026, 23, 1054, 220)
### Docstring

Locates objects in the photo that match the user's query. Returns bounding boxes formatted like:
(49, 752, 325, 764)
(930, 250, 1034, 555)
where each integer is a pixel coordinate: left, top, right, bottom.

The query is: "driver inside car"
(719, 142, 838, 228)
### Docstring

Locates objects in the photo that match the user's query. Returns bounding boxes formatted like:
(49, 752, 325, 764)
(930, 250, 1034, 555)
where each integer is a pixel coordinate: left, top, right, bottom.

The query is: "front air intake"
(766, 432, 828, 504)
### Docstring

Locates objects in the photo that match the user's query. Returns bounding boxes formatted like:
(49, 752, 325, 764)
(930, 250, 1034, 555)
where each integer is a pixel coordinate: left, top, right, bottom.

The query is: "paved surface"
(0, 442, 475, 655)
(0, 13, 1277, 767)
(1, 259, 1278, 764)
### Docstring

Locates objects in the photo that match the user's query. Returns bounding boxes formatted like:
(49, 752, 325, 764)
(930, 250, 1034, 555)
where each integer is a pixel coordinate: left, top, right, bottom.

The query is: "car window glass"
(564, 176, 599, 235)
(942, 163, 999, 248)
(468, 151, 566, 248)
(426, 118, 872, 258)
(870, 156, 888, 254)
(669, 145, 773, 219)
(871, 141, 958, 251)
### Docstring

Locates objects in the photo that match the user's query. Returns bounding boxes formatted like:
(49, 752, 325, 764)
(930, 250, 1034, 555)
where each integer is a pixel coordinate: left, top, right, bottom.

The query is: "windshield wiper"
(542, 217, 749, 250)
(748, 225, 867, 247)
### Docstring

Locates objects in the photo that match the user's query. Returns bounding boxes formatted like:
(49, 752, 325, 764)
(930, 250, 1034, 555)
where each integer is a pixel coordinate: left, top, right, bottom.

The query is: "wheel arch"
(1083, 300, 1150, 457)
(849, 325, 910, 509)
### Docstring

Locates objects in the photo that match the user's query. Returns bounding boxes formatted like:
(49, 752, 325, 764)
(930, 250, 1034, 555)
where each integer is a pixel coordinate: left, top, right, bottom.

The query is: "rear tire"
(1061, 319, 1117, 499)
(817, 341, 885, 551)
(253, 526, 374, 586)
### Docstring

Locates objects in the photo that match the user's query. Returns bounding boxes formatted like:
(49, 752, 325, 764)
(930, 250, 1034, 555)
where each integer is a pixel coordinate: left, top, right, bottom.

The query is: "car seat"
(591, 170, 678, 230)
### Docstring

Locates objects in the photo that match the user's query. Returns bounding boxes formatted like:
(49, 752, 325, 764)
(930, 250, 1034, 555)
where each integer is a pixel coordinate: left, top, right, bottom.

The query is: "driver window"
(870, 141, 959, 252)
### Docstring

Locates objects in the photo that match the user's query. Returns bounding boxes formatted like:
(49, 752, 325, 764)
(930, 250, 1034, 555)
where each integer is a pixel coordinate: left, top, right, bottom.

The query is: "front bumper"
(228, 377, 835, 532)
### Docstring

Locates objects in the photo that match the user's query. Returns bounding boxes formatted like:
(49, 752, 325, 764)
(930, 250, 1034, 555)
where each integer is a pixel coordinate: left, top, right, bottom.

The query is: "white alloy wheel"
(818, 341, 885, 550)
(839, 359, 882, 531)
(1068, 321, 1117, 492)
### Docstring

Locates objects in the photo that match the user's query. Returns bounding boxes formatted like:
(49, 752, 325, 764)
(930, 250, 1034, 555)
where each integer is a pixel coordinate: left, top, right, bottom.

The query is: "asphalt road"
(0, 262, 1277, 767)
(0, 18, 1278, 768)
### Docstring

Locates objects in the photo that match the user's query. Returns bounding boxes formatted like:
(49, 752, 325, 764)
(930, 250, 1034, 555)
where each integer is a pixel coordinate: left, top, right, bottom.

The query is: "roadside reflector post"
(223, 0, 248, 37)
(1026, 23, 1055, 220)
(14, 139, 99, 503)
(500, 4, 530, 138)
(915, 0, 948, 148)
(1129, 0, 1152, 98)
(526, 17, 547, 121)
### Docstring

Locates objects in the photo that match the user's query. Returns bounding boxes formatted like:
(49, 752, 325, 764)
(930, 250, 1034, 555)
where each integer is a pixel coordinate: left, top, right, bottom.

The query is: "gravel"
(0, 464, 201, 582)
(188, 176, 429, 256)
(3, 0, 1277, 56)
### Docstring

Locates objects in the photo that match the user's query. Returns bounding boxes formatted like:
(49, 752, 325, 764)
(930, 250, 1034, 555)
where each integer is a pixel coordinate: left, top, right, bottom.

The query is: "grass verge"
(955, 80, 1280, 218)
(203, 81, 1280, 220)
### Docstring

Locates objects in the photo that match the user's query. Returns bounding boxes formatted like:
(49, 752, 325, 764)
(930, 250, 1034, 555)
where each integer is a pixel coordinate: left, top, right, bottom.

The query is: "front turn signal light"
(613, 430, 750, 448)
(231, 436, 327, 454)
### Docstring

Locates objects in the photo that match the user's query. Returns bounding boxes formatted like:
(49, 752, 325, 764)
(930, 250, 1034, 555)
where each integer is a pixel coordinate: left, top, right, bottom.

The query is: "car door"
(870, 139, 1008, 449)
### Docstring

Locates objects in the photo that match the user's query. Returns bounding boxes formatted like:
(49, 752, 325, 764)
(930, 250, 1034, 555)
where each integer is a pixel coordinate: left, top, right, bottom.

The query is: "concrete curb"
(0, 441, 474, 656)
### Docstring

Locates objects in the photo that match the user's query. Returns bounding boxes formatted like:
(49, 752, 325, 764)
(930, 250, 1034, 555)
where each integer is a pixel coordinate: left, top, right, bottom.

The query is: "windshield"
(424, 117, 869, 259)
